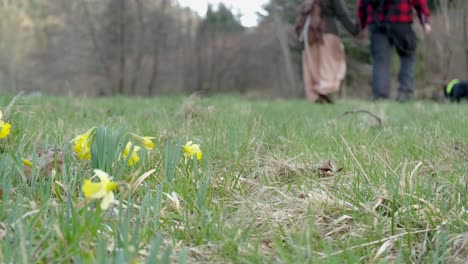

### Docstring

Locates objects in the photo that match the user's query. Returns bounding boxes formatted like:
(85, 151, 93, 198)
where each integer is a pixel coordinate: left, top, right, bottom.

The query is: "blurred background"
(0, 0, 466, 99)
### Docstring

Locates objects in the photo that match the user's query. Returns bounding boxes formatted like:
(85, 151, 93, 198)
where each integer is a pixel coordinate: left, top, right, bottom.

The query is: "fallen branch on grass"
(342, 109, 383, 126)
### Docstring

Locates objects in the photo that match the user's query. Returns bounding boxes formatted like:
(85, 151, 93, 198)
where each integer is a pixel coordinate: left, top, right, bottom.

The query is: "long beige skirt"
(302, 33, 346, 102)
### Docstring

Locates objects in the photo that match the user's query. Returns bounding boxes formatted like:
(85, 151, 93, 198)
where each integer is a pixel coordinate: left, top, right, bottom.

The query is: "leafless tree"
(1, 0, 466, 100)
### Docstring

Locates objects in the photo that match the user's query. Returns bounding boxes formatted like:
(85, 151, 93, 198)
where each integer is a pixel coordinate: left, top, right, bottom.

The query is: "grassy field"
(0, 94, 467, 263)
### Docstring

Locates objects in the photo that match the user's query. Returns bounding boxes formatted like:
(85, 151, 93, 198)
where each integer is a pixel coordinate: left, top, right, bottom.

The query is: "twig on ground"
(342, 109, 383, 126)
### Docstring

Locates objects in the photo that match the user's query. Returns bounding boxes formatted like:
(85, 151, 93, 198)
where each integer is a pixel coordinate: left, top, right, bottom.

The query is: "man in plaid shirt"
(357, 0, 432, 101)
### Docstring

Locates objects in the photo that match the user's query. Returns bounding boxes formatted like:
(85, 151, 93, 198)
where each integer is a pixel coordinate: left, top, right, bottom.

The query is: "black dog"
(444, 79, 468, 102)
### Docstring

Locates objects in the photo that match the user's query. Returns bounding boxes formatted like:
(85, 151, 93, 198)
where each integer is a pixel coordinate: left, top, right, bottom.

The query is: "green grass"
(0, 94, 467, 263)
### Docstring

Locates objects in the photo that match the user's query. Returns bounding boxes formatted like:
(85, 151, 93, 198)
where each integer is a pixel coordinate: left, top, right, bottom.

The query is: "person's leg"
(370, 27, 392, 99)
(396, 52, 416, 101)
(394, 24, 417, 101)
(302, 51, 319, 102)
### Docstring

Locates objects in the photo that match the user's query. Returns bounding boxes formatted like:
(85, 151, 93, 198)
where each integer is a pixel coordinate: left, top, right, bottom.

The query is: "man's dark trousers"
(370, 24, 416, 100)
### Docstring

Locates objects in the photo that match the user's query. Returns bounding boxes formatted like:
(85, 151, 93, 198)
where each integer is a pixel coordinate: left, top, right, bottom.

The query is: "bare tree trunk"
(273, 12, 298, 96)
(129, 0, 145, 95)
(182, 15, 194, 91)
(213, 44, 242, 90)
(440, 0, 453, 81)
(147, 0, 169, 95)
(195, 32, 205, 92)
(147, 47, 159, 96)
(174, 12, 183, 91)
(464, 1, 468, 74)
(207, 27, 218, 92)
(79, 0, 113, 95)
(117, 0, 127, 95)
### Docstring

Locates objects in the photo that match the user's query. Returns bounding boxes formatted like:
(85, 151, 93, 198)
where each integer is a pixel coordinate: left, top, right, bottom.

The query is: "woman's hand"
(423, 23, 432, 35)
(355, 29, 368, 41)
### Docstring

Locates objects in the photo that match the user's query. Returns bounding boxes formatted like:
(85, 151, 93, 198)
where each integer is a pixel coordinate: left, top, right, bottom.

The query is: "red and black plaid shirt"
(357, 0, 430, 29)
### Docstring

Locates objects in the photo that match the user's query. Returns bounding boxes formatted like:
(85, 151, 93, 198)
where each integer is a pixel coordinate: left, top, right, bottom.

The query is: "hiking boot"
(318, 94, 334, 104)
(372, 96, 388, 102)
(396, 93, 413, 103)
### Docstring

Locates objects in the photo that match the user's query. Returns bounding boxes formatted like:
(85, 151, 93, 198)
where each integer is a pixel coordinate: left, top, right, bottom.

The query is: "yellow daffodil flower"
(22, 158, 41, 172)
(122, 141, 140, 166)
(0, 122, 11, 139)
(0, 111, 11, 139)
(129, 133, 155, 151)
(22, 158, 34, 168)
(70, 126, 96, 160)
(182, 141, 202, 163)
(82, 169, 119, 210)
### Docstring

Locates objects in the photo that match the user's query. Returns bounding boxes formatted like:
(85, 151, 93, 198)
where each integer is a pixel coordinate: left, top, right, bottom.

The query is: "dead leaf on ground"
(373, 196, 396, 217)
(453, 141, 468, 162)
(395, 204, 441, 228)
(23, 148, 64, 179)
(447, 233, 468, 263)
(314, 160, 343, 177)
(179, 94, 216, 120)
(261, 238, 274, 253)
(419, 162, 437, 177)
(261, 155, 307, 182)
(332, 215, 354, 225)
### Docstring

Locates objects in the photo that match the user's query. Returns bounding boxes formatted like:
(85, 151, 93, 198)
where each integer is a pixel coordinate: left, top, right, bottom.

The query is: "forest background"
(0, 0, 465, 99)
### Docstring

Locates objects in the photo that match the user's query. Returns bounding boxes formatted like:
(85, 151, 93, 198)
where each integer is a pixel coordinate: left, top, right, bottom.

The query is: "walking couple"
(295, 0, 432, 103)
